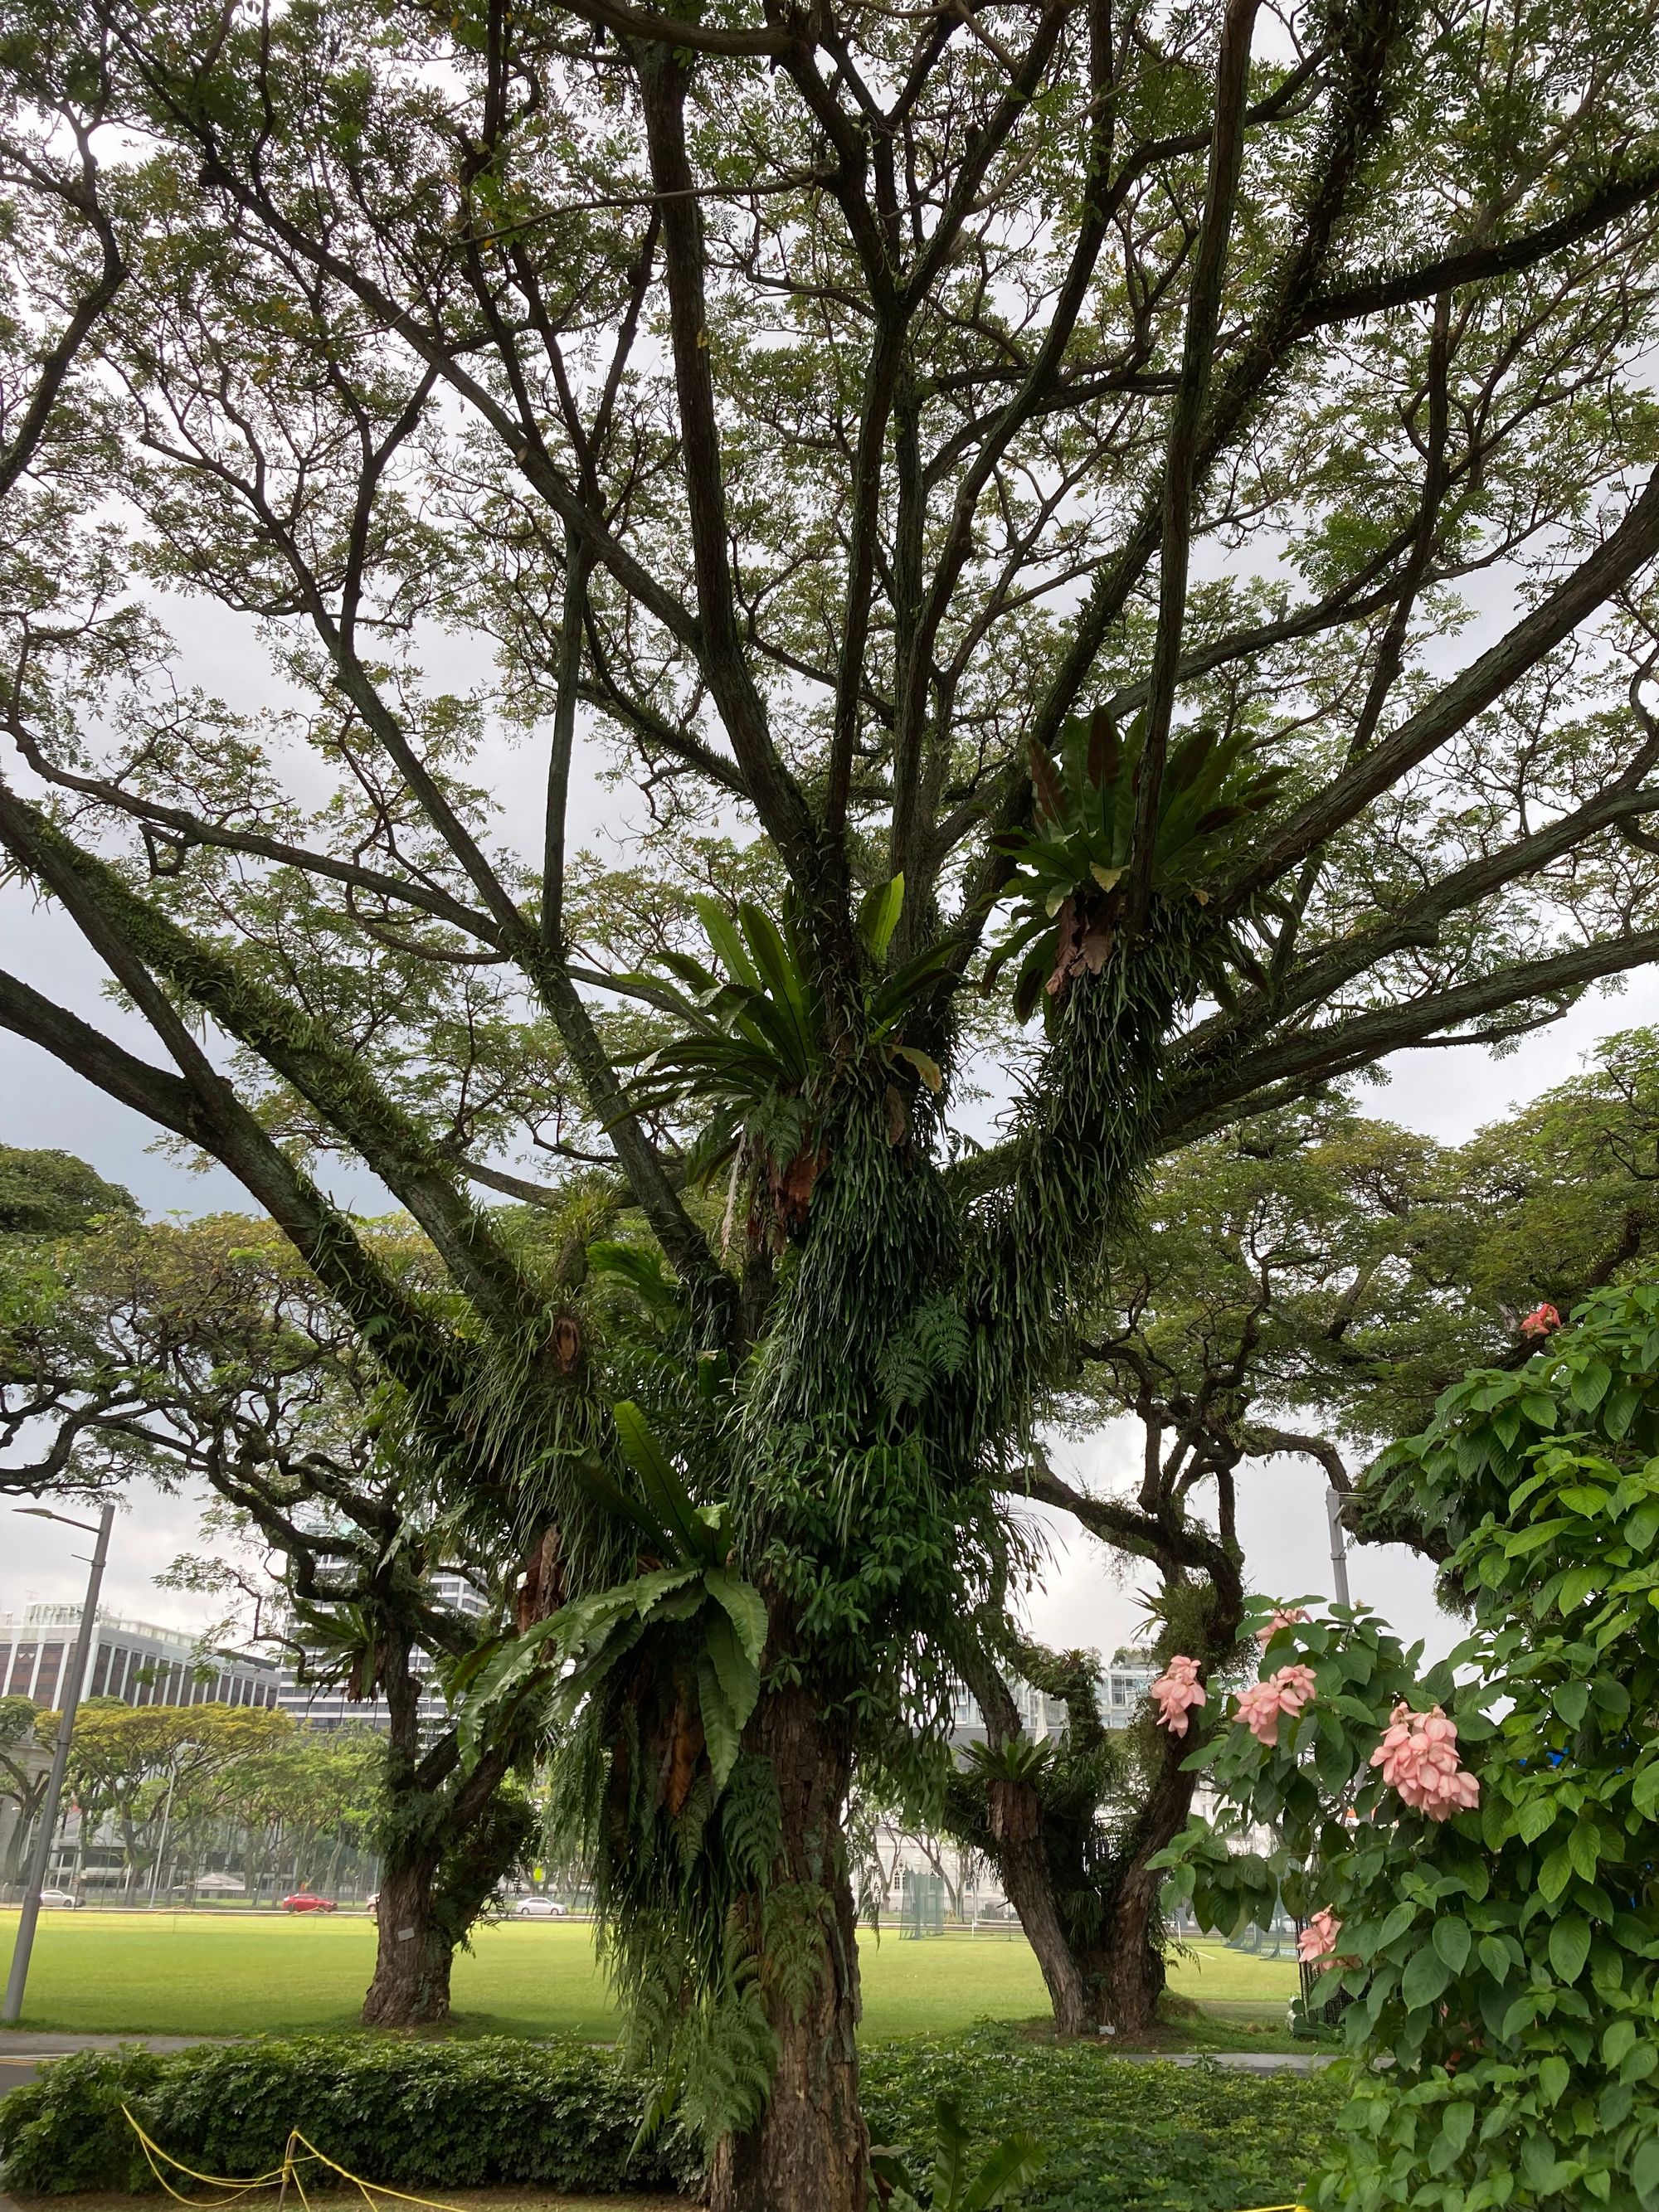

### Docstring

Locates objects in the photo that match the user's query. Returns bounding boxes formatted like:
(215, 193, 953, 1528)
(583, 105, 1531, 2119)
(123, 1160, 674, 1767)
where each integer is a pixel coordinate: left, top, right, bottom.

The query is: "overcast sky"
(6, 582, 1659, 1660)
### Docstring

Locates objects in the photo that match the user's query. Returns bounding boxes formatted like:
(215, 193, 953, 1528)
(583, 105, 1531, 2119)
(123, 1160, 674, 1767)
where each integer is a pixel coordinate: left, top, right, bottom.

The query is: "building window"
(7, 1646, 36, 1698)
(91, 1646, 111, 1696)
(34, 1645, 65, 1707)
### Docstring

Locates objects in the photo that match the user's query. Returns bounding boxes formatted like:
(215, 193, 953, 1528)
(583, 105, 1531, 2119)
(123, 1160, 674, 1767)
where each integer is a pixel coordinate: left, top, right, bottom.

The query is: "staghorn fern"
(985, 707, 1289, 1024)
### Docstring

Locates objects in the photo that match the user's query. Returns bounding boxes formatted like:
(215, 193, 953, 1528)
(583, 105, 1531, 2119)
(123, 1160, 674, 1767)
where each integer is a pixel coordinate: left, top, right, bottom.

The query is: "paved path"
(1, 2030, 235, 2103)
(0, 2026, 1329, 2103)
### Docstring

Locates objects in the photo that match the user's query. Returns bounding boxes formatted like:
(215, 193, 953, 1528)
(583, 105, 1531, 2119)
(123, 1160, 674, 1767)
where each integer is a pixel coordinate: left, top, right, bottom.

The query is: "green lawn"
(0, 1910, 1298, 2042)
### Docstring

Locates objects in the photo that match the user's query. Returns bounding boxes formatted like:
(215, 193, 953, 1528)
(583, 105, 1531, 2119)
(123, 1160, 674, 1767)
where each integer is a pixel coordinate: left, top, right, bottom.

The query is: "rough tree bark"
(707, 1685, 867, 2212)
(363, 1846, 454, 2026)
(955, 1643, 1093, 2036)
(358, 1626, 525, 2030)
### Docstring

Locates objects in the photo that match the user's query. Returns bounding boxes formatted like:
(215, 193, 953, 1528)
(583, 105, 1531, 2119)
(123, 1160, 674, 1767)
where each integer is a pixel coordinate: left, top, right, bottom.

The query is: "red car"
(280, 1892, 337, 1913)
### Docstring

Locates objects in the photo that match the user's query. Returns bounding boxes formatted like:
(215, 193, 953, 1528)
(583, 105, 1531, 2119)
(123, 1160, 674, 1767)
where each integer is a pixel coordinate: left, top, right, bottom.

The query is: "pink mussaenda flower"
(1255, 1607, 1311, 1647)
(1297, 1908, 1342, 1967)
(1150, 1655, 1208, 1738)
(1234, 1664, 1319, 1747)
(1520, 1302, 1560, 1339)
(1370, 1701, 1480, 1820)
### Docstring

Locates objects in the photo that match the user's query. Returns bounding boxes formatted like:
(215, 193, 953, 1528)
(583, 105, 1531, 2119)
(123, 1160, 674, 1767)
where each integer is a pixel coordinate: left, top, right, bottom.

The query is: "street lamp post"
(3, 1499, 116, 2025)
(1326, 1486, 1353, 1610)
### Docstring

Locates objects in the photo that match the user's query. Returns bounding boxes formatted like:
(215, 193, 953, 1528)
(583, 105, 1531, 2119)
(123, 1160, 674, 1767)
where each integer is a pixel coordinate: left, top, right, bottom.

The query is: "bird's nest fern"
(620, 881, 953, 1234)
(986, 708, 1290, 1023)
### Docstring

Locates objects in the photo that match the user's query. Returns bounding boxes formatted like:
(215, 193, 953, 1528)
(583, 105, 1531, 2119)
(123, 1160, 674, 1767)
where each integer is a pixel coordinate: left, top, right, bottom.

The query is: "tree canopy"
(5, 0, 1659, 2200)
(0, 1146, 135, 1240)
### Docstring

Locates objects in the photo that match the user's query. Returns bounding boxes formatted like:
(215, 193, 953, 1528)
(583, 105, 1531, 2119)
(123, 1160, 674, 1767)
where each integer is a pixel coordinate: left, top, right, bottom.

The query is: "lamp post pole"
(3, 1499, 115, 2025)
(1326, 1486, 1353, 1610)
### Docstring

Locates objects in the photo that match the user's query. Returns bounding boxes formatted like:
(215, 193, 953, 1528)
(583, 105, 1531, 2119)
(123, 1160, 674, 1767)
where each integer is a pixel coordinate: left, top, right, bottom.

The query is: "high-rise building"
(272, 1572, 489, 1736)
(0, 1605, 280, 1713)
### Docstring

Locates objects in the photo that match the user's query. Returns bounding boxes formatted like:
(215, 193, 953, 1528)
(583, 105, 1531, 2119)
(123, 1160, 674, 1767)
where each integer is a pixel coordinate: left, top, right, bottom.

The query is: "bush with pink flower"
(1148, 1652, 1207, 1737)
(1153, 1279, 1659, 2212)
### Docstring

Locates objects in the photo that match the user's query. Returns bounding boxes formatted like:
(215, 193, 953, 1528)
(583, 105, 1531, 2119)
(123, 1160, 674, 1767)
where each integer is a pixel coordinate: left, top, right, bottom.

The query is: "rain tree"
(5, 0, 1659, 2199)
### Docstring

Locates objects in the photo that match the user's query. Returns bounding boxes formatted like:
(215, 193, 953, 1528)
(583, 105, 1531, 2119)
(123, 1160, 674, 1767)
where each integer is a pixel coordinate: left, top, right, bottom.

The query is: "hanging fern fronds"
(985, 707, 1290, 1024)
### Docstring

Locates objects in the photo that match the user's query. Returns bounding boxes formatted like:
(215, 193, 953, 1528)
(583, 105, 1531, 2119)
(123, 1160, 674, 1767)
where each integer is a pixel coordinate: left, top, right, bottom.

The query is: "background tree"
(0, 1694, 51, 1891)
(6, 0, 1659, 2199)
(0, 1146, 136, 1240)
(0, 1205, 567, 2024)
(968, 1044, 1659, 2033)
(57, 1700, 293, 1896)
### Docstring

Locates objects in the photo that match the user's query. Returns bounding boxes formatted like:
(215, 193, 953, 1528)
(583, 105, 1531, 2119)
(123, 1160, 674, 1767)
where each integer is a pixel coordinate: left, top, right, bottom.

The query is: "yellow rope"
(119, 2107, 465, 2212)
(119, 2105, 1310, 2212)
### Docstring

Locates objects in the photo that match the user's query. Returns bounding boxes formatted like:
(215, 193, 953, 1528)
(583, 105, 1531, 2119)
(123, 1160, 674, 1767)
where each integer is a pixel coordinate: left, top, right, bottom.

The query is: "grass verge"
(0, 1913, 1297, 2046)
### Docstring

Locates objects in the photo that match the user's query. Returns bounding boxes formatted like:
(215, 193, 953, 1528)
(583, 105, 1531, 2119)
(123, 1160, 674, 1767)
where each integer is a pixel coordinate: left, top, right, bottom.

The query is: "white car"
(513, 1895, 567, 1918)
(36, 1888, 80, 1910)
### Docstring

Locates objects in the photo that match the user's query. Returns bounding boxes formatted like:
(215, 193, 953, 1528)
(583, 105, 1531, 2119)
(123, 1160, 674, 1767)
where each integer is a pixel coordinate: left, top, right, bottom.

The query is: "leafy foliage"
(622, 883, 951, 1228)
(872, 2092, 1045, 2211)
(0, 2029, 1340, 2207)
(0, 1145, 137, 1238)
(0, 2037, 697, 2195)
(1157, 1279, 1659, 2211)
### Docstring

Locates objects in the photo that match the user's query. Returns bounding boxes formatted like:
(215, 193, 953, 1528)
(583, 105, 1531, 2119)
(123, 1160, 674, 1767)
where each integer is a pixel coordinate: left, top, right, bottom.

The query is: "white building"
(0, 1605, 280, 1714)
(272, 1572, 488, 1736)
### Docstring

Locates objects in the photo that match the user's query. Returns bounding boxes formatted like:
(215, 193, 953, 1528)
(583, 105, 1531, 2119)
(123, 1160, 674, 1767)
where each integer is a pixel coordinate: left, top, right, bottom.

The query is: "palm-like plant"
(987, 708, 1289, 1023)
(621, 880, 952, 1228)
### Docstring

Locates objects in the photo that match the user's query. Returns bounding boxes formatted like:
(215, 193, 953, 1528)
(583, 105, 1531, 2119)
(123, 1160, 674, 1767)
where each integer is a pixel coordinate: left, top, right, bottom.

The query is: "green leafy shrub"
(863, 2030, 1339, 2212)
(0, 2028, 1337, 2207)
(0, 2038, 697, 2195)
(1158, 1279, 1659, 2212)
(871, 2089, 1044, 2208)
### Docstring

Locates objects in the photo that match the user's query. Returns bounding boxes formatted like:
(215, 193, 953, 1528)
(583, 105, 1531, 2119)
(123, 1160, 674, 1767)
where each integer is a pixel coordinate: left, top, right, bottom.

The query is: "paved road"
(0, 2030, 233, 2101)
(0, 2027, 1329, 2106)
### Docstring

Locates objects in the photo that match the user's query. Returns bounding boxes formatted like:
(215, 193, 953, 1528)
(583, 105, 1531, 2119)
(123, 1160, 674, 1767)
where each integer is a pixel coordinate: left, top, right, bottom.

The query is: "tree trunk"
(951, 1641, 1096, 2034)
(2, 1808, 36, 1889)
(988, 1781, 1092, 2035)
(707, 1685, 868, 2212)
(1088, 1882, 1169, 2033)
(1078, 1660, 1216, 2034)
(362, 1851, 453, 2027)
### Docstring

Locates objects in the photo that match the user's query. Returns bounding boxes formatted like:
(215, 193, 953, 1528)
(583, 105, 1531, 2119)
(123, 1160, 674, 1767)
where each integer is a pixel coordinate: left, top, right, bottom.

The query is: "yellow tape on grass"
(121, 2105, 465, 2212)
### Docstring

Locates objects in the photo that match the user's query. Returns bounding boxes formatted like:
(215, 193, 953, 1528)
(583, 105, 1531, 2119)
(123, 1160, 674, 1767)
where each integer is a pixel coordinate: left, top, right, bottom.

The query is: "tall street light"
(1326, 1486, 1353, 1610)
(3, 1498, 116, 2025)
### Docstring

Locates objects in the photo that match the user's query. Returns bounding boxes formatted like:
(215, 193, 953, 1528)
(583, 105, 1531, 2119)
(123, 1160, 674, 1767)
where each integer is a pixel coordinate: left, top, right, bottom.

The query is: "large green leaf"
(1548, 1913, 1591, 1985)
(697, 1648, 742, 1787)
(1400, 1945, 1453, 2010)
(859, 873, 905, 960)
(932, 2094, 968, 2210)
(701, 1608, 761, 1738)
(693, 894, 761, 992)
(613, 1401, 721, 1563)
(961, 2131, 1046, 2210)
(704, 1566, 768, 1667)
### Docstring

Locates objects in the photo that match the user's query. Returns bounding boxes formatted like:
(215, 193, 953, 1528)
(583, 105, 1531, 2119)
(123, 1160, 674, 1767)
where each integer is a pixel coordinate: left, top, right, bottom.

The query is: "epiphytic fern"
(985, 707, 1289, 1024)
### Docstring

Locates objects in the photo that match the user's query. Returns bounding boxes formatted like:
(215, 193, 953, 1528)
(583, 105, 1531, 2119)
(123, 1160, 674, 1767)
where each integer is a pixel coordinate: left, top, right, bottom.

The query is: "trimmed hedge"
(0, 2027, 1340, 2207)
(0, 2039, 698, 2195)
(864, 2030, 1340, 2212)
